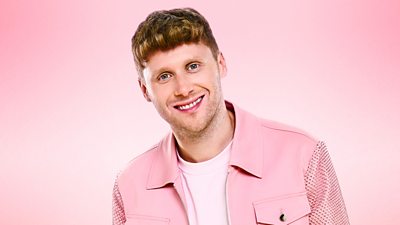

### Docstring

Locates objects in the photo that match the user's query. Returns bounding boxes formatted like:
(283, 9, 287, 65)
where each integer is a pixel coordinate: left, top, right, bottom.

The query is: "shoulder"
(115, 142, 160, 187)
(235, 105, 318, 146)
(235, 106, 319, 172)
(257, 116, 321, 175)
(258, 117, 318, 145)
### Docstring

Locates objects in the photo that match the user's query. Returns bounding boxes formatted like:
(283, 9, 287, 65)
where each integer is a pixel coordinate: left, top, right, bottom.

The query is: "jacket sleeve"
(112, 179, 126, 225)
(304, 141, 350, 224)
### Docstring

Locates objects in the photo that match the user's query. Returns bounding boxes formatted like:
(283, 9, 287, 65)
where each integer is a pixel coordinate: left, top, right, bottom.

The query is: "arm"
(304, 141, 350, 224)
(112, 180, 126, 225)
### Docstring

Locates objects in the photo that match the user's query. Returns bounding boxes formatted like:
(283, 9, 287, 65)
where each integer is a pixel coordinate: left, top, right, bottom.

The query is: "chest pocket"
(253, 192, 311, 225)
(125, 214, 170, 225)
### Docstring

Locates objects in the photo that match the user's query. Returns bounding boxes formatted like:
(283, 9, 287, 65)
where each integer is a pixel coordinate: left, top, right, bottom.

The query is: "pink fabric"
(305, 142, 349, 224)
(178, 141, 231, 225)
(112, 102, 349, 225)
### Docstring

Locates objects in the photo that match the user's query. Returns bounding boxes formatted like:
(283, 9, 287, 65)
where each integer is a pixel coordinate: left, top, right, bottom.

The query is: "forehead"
(143, 43, 214, 72)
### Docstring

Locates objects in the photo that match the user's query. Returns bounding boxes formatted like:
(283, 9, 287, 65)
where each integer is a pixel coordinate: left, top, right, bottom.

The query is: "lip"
(173, 95, 205, 111)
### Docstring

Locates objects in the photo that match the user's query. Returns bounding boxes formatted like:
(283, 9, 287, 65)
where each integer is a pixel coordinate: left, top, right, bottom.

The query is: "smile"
(175, 96, 203, 111)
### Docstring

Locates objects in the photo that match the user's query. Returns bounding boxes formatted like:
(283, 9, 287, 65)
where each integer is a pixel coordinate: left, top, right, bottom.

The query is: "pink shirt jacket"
(112, 101, 349, 225)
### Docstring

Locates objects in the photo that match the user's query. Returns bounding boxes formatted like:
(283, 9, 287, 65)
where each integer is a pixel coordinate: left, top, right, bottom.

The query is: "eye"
(187, 63, 200, 72)
(158, 73, 172, 82)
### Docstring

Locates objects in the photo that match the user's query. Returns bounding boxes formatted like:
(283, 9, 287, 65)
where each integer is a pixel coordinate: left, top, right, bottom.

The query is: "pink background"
(1, 0, 399, 224)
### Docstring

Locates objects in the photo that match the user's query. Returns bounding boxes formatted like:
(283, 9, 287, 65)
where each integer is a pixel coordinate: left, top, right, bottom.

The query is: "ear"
(217, 52, 227, 78)
(138, 78, 152, 102)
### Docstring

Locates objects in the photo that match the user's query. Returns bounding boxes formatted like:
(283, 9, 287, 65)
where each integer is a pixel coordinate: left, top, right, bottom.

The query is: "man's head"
(131, 8, 229, 140)
(132, 8, 220, 78)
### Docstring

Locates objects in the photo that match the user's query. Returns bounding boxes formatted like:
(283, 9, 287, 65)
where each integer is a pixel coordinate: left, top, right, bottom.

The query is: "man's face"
(139, 43, 227, 136)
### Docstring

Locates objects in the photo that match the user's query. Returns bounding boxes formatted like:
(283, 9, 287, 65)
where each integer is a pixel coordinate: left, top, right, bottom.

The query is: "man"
(112, 8, 349, 225)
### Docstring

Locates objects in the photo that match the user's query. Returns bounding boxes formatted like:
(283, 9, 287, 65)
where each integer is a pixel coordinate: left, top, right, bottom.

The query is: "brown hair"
(132, 8, 219, 77)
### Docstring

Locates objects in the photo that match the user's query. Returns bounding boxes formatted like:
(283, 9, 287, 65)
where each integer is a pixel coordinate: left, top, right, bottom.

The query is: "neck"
(174, 102, 235, 163)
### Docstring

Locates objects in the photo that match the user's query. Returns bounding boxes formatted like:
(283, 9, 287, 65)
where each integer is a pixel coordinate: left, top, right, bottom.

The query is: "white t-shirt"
(178, 143, 232, 225)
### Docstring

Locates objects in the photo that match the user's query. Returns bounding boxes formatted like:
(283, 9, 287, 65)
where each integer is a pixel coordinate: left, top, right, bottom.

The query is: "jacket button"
(279, 213, 286, 222)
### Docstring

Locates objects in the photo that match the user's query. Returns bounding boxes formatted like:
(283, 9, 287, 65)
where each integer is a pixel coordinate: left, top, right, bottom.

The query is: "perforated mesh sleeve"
(112, 180, 126, 225)
(305, 141, 350, 224)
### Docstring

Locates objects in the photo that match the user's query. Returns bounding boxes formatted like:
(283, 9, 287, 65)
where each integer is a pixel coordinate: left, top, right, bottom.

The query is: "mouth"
(174, 95, 204, 111)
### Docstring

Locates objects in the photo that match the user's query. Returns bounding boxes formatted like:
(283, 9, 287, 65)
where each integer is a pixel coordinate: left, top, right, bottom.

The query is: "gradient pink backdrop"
(1, 0, 399, 224)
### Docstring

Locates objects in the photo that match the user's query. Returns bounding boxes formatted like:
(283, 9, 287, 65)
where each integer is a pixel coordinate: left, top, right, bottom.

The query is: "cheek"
(149, 84, 172, 101)
(203, 72, 221, 88)
(196, 69, 219, 83)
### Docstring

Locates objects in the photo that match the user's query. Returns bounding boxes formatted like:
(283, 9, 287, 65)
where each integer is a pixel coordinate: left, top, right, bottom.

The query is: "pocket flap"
(125, 214, 170, 225)
(253, 192, 311, 224)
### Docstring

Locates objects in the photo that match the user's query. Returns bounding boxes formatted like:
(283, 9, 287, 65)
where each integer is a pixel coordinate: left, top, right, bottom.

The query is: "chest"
(123, 168, 311, 225)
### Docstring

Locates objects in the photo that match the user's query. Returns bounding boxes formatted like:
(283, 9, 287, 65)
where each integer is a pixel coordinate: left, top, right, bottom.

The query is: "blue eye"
(187, 63, 200, 71)
(158, 73, 172, 82)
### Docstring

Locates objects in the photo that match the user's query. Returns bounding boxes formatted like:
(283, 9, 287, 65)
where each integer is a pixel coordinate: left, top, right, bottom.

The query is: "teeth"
(178, 97, 202, 110)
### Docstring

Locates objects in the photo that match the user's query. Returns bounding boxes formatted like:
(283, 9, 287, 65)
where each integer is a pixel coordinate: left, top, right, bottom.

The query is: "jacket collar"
(226, 101, 264, 178)
(146, 101, 264, 190)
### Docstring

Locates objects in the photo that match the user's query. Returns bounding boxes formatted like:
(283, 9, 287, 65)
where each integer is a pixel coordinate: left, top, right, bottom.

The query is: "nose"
(174, 74, 193, 97)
